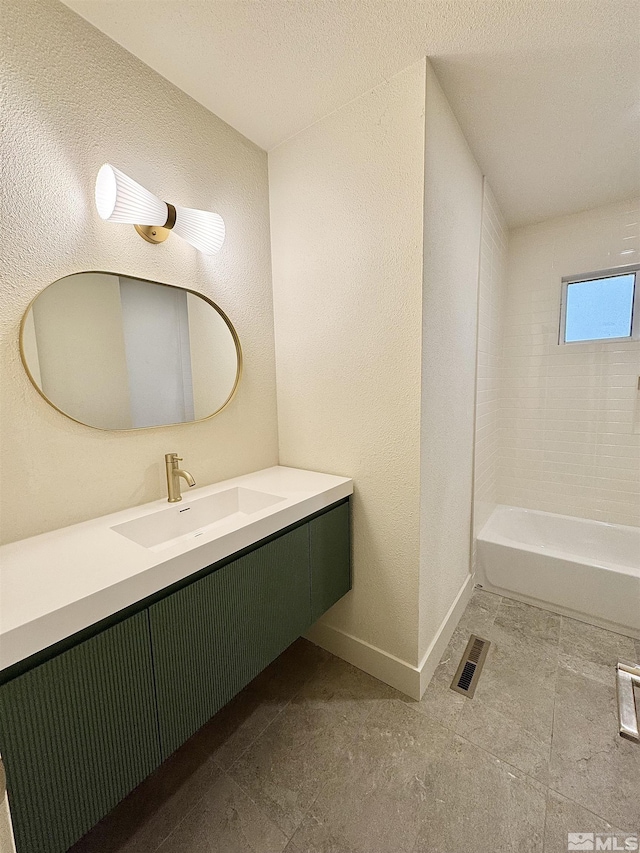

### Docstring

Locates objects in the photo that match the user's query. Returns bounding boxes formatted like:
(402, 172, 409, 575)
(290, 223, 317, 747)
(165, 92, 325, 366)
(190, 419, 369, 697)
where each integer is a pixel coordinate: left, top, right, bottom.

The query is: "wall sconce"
(95, 164, 225, 255)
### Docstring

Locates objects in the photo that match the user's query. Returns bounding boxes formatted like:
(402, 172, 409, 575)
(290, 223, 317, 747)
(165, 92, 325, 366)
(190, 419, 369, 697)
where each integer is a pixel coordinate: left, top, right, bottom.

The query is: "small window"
(560, 266, 639, 344)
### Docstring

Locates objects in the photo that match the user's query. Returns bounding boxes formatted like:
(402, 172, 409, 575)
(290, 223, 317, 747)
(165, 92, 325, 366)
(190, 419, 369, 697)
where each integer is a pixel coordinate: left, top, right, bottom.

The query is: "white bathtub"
(477, 505, 640, 638)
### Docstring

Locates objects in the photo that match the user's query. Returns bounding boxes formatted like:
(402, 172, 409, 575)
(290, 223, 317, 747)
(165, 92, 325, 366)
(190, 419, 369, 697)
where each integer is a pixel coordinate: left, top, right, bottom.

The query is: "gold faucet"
(165, 453, 196, 503)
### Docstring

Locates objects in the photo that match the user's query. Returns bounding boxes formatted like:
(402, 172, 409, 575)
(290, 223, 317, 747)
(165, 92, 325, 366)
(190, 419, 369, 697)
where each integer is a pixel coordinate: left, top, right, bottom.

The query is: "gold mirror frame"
(19, 271, 243, 431)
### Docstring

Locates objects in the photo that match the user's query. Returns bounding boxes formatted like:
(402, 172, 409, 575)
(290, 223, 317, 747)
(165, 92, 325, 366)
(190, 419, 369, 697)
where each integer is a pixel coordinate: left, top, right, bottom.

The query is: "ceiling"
(62, 0, 640, 227)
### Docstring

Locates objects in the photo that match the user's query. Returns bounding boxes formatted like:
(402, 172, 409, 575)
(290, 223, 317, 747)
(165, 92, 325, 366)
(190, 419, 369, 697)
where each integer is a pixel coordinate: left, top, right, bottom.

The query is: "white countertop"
(0, 466, 352, 672)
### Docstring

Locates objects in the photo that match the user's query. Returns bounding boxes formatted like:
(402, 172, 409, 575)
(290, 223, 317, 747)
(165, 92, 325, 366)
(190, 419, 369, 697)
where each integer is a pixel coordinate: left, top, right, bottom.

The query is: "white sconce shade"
(95, 164, 168, 225)
(173, 206, 226, 255)
(94, 164, 225, 254)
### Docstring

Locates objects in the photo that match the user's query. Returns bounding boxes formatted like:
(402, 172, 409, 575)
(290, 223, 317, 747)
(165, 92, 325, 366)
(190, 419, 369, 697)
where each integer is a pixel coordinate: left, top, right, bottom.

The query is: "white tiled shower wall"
(498, 198, 640, 527)
(473, 182, 508, 538)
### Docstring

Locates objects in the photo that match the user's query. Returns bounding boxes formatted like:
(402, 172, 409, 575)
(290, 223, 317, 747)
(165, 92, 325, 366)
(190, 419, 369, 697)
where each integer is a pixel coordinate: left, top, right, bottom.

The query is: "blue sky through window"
(564, 274, 635, 342)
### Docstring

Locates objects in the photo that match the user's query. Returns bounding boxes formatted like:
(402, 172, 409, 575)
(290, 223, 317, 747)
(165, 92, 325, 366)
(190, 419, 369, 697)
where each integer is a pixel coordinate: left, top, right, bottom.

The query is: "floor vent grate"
(450, 635, 490, 698)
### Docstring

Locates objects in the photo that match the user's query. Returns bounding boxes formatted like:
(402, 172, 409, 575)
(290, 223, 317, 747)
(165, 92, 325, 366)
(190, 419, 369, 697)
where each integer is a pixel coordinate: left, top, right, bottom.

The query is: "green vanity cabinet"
(150, 522, 313, 759)
(0, 498, 351, 853)
(0, 611, 160, 853)
(310, 500, 351, 621)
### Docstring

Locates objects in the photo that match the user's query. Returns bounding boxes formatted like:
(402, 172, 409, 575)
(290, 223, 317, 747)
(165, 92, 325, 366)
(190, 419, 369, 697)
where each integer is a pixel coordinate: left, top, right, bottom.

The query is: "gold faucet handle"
(165, 453, 182, 462)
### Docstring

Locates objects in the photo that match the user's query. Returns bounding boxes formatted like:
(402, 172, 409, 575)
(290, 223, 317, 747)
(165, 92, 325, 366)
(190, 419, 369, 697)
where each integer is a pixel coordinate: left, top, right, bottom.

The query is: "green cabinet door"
(150, 523, 312, 759)
(0, 611, 160, 853)
(310, 501, 351, 621)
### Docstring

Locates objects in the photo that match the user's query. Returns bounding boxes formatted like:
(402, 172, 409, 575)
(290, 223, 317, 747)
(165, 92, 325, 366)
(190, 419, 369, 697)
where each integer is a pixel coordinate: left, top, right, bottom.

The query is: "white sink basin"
(1, 466, 353, 671)
(112, 487, 285, 550)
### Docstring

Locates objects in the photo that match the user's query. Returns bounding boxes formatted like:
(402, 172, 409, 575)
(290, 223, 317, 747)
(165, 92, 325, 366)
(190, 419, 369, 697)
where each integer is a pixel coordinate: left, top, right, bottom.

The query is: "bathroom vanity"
(0, 466, 352, 853)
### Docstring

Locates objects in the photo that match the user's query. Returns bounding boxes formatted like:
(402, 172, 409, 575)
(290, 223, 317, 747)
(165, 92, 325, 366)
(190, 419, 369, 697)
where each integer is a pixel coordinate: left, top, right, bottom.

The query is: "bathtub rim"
(478, 504, 640, 579)
(476, 504, 640, 639)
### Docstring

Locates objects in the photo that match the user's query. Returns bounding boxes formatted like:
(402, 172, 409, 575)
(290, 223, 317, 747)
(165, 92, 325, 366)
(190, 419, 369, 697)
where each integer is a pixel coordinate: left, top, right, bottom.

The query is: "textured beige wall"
(269, 61, 426, 665)
(419, 62, 483, 659)
(0, 0, 278, 543)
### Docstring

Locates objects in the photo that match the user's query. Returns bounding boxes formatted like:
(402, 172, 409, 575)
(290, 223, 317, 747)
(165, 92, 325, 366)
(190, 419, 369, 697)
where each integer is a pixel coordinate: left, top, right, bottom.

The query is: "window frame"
(559, 264, 640, 345)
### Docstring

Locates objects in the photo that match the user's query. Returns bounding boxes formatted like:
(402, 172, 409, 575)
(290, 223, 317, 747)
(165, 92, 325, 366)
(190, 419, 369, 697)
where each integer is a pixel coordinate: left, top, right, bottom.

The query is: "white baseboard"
(304, 621, 422, 698)
(305, 574, 475, 701)
(417, 573, 475, 697)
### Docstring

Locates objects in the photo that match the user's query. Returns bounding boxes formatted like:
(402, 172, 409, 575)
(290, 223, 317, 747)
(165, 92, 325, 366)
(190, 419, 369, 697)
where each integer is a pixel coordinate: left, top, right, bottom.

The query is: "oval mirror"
(20, 272, 242, 430)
